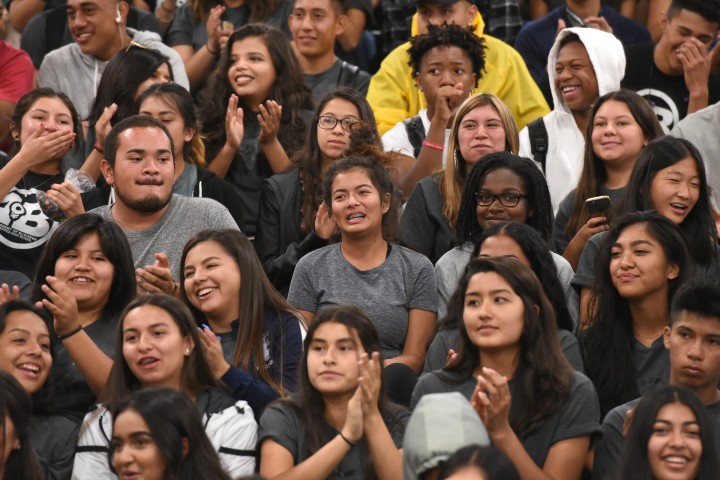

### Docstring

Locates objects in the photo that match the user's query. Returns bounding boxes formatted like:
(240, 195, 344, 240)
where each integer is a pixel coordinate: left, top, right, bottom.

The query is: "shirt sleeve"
(592, 404, 632, 480)
(287, 255, 319, 313)
(0, 46, 34, 103)
(551, 372, 602, 445)
(572, 234, 602, 288)
(399, 181, 438, 260)
(258, 402, 302, 462)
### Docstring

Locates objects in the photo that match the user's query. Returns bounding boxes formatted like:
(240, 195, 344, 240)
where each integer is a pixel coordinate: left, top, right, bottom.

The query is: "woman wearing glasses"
(399, 93, 520, 264)
(434, 152, 577, 328)
(254, 88, 381, 295)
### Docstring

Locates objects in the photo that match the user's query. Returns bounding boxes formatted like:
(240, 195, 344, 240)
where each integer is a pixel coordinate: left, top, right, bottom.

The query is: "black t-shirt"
(622, 43, 720, 132)
(0, 157, 65, 277)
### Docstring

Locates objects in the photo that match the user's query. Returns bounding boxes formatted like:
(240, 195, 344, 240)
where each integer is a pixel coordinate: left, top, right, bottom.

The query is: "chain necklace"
(634, 328, 665, 341)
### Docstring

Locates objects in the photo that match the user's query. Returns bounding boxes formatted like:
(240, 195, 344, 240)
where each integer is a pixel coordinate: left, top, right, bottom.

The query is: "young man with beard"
(91, 116, 238, 292)
(592, 280, 720, 479)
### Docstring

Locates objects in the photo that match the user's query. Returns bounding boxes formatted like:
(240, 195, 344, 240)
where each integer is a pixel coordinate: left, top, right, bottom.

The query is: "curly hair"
(198, 24, 313, 161)
(455, 152, 553, 244)
(407, 23, 486, 87)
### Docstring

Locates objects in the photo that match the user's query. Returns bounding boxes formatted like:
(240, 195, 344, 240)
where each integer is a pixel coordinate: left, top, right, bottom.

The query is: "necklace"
(21, 174, 55, 191)
(634, 328, 665, 341)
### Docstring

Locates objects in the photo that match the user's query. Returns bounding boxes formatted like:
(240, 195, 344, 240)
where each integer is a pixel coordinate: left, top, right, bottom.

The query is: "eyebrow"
(654, 419, 699, 427)
(612, 239, 655, 248)
(466, 288, 513, 296)
(125, 148, 172, 155)
(123, 322, 170, 334)
(310, 337, 357, 345)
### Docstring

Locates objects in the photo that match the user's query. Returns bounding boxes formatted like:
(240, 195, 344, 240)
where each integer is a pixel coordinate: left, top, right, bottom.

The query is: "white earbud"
(115, 6, 122, 24)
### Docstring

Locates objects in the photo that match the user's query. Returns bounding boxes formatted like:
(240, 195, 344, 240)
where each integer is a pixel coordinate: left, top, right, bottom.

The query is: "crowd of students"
(1, 0, 720, 478)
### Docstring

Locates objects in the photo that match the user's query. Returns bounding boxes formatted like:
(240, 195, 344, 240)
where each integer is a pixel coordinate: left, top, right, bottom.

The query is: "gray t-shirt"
(91, 194, 239, 279)
(411, 370, 601, 467)
(49, 311, 118, 422)
(288, 243, 438, 359)
(424, 328, 585, 373)
(593, 397, 720, 480)
(304, 59, 371, 105)
(258, 401, 410, 479)
(633, 335, 671, 396)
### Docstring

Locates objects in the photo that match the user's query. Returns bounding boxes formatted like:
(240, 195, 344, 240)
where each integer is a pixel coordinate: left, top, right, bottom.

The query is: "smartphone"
(586, 195, 611, 217)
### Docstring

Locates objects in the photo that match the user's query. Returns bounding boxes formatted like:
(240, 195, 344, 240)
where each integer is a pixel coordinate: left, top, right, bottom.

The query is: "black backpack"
(403, 115, 426, 159)
(527, 117, 548, 173)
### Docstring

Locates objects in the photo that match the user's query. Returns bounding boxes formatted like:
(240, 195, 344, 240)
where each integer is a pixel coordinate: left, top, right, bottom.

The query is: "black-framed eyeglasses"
(318, 116, 360, 132)
(476, 192, 529, 207)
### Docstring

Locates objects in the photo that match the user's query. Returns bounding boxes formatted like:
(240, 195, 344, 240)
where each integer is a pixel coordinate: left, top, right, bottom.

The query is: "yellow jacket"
(368, 13, 550, 135)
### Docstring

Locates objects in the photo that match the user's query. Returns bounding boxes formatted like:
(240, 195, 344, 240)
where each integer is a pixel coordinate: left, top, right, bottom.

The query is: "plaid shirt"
(380, 0, 523, 56)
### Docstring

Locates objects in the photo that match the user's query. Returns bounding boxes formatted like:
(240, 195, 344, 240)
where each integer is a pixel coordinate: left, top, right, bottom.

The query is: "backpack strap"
(403, 115, 427, 159)
(527, 117, 548, 173)
(336, 60, 360, 87)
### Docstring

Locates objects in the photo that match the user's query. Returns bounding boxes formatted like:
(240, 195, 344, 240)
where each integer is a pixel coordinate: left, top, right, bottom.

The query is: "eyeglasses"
(318, 116, 360, 132)
(476, 192, 529, 207)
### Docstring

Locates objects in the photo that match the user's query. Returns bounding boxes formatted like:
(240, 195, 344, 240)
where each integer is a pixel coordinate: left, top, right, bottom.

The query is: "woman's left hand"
(40, 276, 81, 336)
(197, 324, 232, 378)
(358, 352, 382, 421)
(47, 181, 85, 218)
(470, 367, 512, 436)
(258, 100, 282, 145)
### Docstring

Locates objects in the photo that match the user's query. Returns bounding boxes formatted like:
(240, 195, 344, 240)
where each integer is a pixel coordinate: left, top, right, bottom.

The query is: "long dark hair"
(0, 372, 42, 480)
(612, 136, 717, 265)
(442, 257, 572, 435)
(618, 385, 719, 480)
(199, 24, 313, 161)
(0, 301, 58, 415)
(88, 44, 172, 125)
(32, 213, 136, 319)
(446, 222, 573, 332)
(566, 90, 663, 237)
(180, 229, 303, 394)
(101, 295, 221, 413)
(10, 87, 82, 157)
(455, 152, 554, 244)
(582, 212, 693, 415)
(295, 88, 379, 233)
(438, 445, 519, 480)
(110, 388, 231, 480)
(287, 305, 401, 479)
(136, 83, 206, 167)
(322, 155, 399, 242)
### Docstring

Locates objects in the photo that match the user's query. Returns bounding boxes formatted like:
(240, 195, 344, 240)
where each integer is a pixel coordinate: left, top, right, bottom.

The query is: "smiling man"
(592, 280, 720, 479)
(288, 0, 370, 103)
(90, 116, 238, 287)
(38, 0, 188, 120)
(622, 0, 720, 133)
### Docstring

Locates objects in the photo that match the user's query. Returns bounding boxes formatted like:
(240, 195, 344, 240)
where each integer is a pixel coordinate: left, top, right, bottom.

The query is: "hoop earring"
(453, 150, 459, 171)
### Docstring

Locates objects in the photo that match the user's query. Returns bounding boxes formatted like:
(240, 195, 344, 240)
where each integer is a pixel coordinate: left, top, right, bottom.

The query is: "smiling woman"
(618, 384, 719, 480)
(580, 212, 693, 416)
(30, 213, 136, 422)
(0, 301, 78, 480)
(73, 294, 257, 479)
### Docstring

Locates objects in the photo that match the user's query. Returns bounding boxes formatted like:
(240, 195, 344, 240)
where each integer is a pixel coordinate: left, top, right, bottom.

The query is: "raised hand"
(258, 100, 282, 145)
(19, 126, 75, 167)
(225, 94, 245, 151)
(470, 367, 512, 436)
(358, 352, 382, 423)
(342, 383, 364, 444)
(136, 252, 177, 296)
(314, 202, 337, 240)
(197, 324, 232, 378)
(0, 284, 21, 304)
(40, 276, 81, 337)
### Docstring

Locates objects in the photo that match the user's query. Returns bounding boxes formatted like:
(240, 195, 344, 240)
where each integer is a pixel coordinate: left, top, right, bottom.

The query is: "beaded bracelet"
(58, 324, 83, 341)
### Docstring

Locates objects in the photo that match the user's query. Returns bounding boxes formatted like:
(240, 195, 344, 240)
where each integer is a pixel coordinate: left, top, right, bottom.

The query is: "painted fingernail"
(202, 324, 210, 330)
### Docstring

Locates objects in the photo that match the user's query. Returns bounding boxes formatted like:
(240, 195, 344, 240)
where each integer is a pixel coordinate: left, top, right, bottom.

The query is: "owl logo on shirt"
(0, 188, 57, 249)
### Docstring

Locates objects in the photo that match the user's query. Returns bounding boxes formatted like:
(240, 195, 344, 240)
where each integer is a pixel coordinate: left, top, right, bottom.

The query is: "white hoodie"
(519, 27, 625, 214)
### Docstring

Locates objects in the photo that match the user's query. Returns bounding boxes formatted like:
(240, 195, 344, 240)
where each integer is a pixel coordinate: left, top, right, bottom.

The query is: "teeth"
(671, 203, 687, 209)
(664, 456, 688, 464)
(562, 86, 579, 93)
(18, 364, 39, 373)
(348, 214, 365, 220)
(197, 287, 216, 298)
(72, 277, 92, 283)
